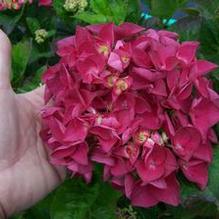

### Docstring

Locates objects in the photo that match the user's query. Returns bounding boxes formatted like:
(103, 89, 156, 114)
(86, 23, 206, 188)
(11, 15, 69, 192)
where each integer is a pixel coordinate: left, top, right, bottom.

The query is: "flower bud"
(35, 29, 48, 44)
(134, 130, 150, 145)
(78, 0, 87, 12)
(63, 0, 87, 13)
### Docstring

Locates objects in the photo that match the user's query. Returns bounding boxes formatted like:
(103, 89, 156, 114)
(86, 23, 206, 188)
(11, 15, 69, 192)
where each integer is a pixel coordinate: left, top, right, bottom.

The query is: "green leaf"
(9, 213, 26, 219)
(77, 0, 138, 24)
(89, 182, 121, 219)
(193, 0, 219, 19)
(126, 0, 141, 23)
(135, 206, 160, 219)
(77, 0, 139, 24)
(50, 177, 121, 219)
(75, 12, 108, 24)
(182, 7, 201, 17)
(205, 146, 219, 202)
(12, 40, 32, 87)
(17, 66, 47, 93)
(29, 45, 53, 64)
(53, 0, 69, 21)
(199, 19, 219, 57)
(90, 0, 112, 15)
(168, 15, 201, 42)
(166, 200, 219, 219)
(150, 0, 177, 18)
(0, 6, 25, 34)
(110, 0, 128, 24)
(150, 0, 188, 19)
(26, 17, 41, 35)
(50, 179, 100, 219)
(47, 30, 56, 38)
(142, 0, 151, 9)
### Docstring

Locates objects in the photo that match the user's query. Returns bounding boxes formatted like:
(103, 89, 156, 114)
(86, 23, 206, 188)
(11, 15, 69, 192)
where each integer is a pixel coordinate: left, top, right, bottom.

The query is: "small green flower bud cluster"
(63, 0, 88, 13)
(116, 206, 137, 219)
(35, 29, 48, 44)
(78, 0, 87, 12)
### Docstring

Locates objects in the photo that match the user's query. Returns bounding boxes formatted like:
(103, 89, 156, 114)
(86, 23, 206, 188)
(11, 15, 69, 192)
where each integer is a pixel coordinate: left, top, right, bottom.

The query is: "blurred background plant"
(1, 0, 219, 218)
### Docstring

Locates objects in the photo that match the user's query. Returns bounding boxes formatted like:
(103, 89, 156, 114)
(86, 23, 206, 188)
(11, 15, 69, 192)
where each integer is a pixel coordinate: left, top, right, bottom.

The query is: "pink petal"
(149, 79, 167, 97)
(179, 159, 209, 190)
(194, 76, 210, 98)
(176, 41, 199, 64)
(72, 142, 89, 165)
(115, 22, 145, 40)
(132, 48, 152, 68)
(99, 23, 114, 45)
(91, 149, 115, 166)
(76, 58, 100, 83)
(133, 67, 165, 82)
(110, 159, 132, 176)
(64, 119, 88, 142)
(48, 118, 65, 142)
(125, 175, 135, 198)
(152, 174, 180, 206)
(190, 60, 218, 80)
(193, 143, 213, 163)
(136, 160, 165, 183)
(177, 82, 193, 100)
(115, 109, 135, 133)
(149, 178, 167, 189)
(164, 149, 178, 176)
(108, 52, 123, 72)
(158, 30, 179, 40)
(51, 145, 76, 159)
(167, 69, 180, 90)
(56, 36, 75, 57)
(173, 127, 201, 161)
(190, 98, 219, 138)
(90, 127, 119, 152)
(75, 26, 92, 48)
(135, 96, 152, 113)
(131, 184, 158, 208)
(86, 23, 108, 34)
(163, 112, 175, 137)
(140, 112, 161, 130)
(208, 129, 218, 143)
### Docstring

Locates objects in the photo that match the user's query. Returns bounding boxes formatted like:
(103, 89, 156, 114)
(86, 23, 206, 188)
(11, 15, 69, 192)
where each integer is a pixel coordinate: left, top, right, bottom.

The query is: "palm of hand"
(0, 31, 65, 217)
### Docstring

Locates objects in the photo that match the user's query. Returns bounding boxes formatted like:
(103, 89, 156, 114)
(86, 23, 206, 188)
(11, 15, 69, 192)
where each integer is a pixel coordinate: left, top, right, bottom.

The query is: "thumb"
(0, 30, 12, 89)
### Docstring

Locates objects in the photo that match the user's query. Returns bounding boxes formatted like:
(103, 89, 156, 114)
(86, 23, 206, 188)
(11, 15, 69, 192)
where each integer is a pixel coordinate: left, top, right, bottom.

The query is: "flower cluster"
(35, 29, 48, 44)
(41, 23, 219, 208)
(0, 0, 51, 10)
(63, 0, 87, 13)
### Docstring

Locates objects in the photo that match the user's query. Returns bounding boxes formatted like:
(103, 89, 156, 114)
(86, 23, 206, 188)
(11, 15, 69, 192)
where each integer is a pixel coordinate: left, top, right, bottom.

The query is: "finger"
(0, 29, 12, 89)
(20, 85, 45, 110)
(23, 85, 45, 103)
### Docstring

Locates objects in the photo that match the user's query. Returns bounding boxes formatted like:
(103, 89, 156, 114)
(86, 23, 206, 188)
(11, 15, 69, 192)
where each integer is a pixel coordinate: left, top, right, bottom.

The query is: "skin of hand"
(0, 30, 66, 218)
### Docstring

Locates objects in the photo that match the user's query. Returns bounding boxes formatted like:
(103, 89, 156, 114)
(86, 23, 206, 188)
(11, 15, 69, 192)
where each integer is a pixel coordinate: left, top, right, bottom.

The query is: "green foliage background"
(1, 0, 219, 218)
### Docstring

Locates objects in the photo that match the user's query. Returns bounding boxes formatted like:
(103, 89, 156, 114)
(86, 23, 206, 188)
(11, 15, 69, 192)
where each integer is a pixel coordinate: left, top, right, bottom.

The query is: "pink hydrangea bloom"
(41, 22, 219, 208)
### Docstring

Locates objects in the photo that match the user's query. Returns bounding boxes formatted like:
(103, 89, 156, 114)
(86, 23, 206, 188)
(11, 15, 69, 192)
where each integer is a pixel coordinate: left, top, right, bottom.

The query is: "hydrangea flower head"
(41, 22, 219, 208)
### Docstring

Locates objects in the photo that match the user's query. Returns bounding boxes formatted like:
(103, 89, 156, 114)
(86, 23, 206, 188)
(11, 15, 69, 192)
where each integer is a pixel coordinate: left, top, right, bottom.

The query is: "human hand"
(0, 30, 65, 218)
